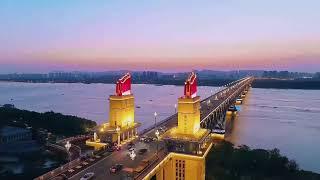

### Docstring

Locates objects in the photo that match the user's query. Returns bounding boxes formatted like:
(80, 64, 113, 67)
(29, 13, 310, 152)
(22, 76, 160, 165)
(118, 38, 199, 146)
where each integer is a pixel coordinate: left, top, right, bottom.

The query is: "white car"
(80, 172, 94, 180)
(127, 148, 135, 156)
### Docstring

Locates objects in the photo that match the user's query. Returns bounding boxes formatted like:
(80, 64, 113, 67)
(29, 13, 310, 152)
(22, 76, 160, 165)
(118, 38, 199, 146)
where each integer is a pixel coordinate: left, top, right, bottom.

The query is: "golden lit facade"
(109, 94, 135, 128)
(86, 73, 140, 150)
(143, 72, 212, 180)
(143, 144, 213, 180)
(177, 96, 201, 135)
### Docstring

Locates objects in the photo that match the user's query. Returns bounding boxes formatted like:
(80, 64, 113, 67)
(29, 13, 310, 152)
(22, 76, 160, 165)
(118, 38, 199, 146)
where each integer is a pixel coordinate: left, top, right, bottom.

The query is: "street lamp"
(130, 150, 136, 160)
(65, 141, 72, 161)
(116, 126, 120, 146)
(174, 104, 177, 113)
(155, 129, 160, 155)
(65, 141, 71, 151)
(93, 132, 97, 142)
(154, 112, 157, 128)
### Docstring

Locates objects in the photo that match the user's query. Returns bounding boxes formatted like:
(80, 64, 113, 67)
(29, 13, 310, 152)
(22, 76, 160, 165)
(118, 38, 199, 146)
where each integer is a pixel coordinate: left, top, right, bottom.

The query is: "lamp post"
(155, 129, 160, 155)
(174, 104, 177, 113)
(116, 126, 120, 146)
(65, 141, 71, 161)
(93, 132, 97, 142)
(154, 112, 157, 129)
(65, 141, 71, 151)
(130, 150, 136, 160)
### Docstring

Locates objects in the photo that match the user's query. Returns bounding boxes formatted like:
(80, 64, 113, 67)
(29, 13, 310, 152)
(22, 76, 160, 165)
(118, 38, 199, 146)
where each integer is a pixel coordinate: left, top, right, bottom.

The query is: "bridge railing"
(133, 147, 168, 180)
(138, 82, 237, 136)
(34, 157, 82, 180)
(139, 113, 177, 136)
(200, 77, 253, 124)
(56, 135, 92, 144)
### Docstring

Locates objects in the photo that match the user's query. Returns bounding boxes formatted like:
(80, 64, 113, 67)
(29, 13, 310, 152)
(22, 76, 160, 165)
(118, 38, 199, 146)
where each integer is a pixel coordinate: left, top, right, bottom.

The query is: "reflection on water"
(1, 82, 320, 173)
(0, 155, 58, 174)
(226, 88, 320, 173)
(0, 82, 217, 130)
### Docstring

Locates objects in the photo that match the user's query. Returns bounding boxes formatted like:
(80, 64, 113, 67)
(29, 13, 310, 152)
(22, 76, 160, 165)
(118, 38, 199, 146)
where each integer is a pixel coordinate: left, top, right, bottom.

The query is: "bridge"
(35, 75, 254, 180)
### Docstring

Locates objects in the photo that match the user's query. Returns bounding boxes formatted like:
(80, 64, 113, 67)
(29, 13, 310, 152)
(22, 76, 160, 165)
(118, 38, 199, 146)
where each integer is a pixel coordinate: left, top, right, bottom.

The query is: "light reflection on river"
(1, 82, 319, 173)
(227, 88, 320, 173)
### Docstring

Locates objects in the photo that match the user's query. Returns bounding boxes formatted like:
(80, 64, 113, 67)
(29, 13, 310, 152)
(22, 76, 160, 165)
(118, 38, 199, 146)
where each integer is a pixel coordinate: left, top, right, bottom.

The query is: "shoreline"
(1, 79, 320, 90)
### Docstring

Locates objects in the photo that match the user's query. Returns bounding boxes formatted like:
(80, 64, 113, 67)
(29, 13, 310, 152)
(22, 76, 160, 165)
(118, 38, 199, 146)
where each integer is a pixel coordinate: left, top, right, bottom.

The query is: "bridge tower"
(109, 73, 135, 129)
(152, 72, 212, 180)
(86, 73, 140, 150)
(177, 72, 201, 135)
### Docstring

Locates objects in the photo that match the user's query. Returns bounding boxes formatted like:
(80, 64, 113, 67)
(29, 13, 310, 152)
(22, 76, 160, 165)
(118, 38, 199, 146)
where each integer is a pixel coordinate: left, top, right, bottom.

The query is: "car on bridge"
(107, 145, 121, 152)
(110, 164, 123, 174)
(139, 136, 147, 141)
(144, 137, 156, 143)
(138, 148, 148, 155)
(80, 172, 94, 180)
(159, 126, 167, 132)
(127, 142, 135, 149)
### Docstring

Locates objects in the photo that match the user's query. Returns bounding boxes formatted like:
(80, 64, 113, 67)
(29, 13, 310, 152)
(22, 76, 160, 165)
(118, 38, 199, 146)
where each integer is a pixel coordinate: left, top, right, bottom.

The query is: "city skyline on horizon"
(0, 0, 319, 73)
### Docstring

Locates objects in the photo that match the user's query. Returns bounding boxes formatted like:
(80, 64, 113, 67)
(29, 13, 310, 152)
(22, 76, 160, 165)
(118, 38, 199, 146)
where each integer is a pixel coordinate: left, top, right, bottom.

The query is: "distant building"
(0, 126, 32, 144)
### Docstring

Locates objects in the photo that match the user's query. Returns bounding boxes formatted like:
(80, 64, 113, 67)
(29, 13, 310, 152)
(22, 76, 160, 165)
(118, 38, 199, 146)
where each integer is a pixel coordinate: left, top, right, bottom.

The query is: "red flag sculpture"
(116, 73, 131, 96)
(184, 72, 197, 98)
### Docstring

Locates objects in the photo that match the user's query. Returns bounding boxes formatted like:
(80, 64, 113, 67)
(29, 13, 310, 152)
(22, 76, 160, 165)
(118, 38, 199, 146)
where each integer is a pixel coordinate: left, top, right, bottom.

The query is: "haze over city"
(0, 0, 320, 73)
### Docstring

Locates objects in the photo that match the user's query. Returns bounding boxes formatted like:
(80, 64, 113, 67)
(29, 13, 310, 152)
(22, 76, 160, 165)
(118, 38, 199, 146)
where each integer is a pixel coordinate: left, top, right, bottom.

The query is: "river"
(1, 82, 319, 173)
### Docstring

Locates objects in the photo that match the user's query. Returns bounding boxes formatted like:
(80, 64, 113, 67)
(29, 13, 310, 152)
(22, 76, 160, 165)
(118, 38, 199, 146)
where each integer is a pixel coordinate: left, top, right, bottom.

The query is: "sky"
(0, 0, 319, 73)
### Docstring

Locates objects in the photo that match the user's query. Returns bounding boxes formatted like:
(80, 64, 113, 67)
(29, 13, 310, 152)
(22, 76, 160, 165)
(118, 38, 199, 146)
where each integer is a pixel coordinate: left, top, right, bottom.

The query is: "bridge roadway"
(50, 77, 252, 180)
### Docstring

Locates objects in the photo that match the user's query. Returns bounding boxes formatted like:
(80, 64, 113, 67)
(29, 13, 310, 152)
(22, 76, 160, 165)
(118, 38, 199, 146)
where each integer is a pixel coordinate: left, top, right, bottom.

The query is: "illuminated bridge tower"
(155, 72, 212, 180)
(86, 73, 140, 150)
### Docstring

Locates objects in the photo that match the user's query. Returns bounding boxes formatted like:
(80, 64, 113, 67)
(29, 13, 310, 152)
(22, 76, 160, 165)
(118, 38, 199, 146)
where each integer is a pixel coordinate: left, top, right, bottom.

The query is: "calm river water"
(1, 82, 319, 173)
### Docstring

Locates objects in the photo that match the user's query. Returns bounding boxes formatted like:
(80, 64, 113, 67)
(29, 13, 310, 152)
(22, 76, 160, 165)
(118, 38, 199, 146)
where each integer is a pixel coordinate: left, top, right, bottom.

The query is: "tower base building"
(86, 73, 140, 150)
(142, 72, 213, 180)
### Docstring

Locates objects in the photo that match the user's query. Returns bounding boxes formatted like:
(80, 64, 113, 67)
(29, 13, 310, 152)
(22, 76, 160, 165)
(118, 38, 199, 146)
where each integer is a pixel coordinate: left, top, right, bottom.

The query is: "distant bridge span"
(200, 77, 254, 131)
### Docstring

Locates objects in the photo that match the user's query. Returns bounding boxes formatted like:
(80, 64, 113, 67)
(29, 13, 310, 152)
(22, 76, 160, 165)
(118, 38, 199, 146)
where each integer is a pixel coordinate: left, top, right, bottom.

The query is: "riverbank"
(0, 106, 96, 179)
(2, 78, 320, 89)
(206, 141, 320, 180)
(252, 78, 320, 90)
(0, 105, 96, 136)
